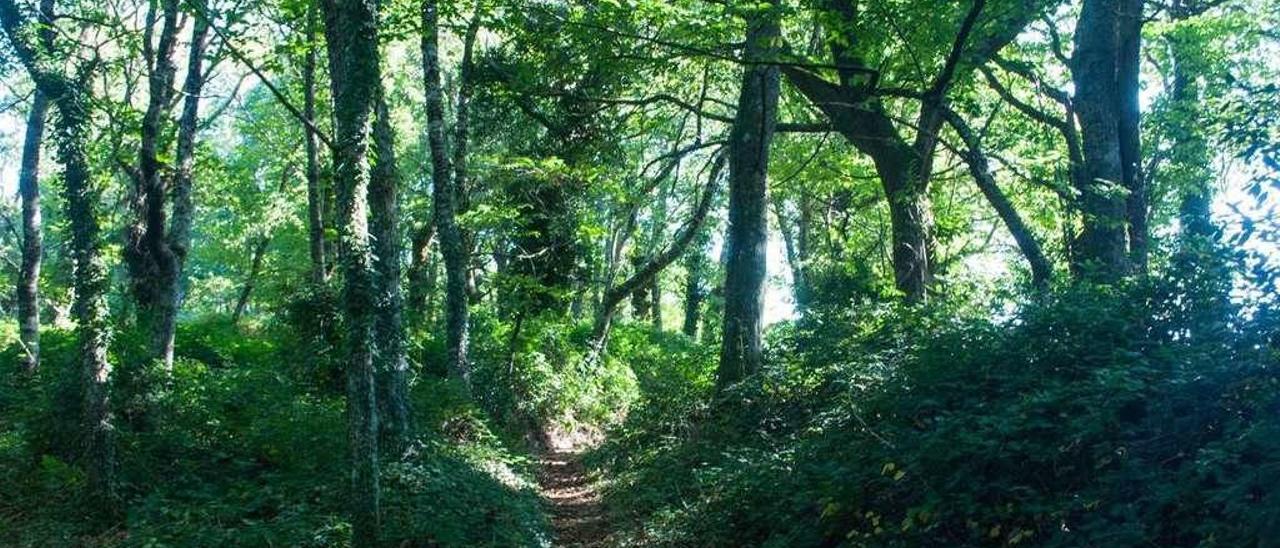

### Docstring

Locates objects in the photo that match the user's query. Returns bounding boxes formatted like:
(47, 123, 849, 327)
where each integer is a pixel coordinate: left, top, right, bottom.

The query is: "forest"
(0, 0, 1277, 545)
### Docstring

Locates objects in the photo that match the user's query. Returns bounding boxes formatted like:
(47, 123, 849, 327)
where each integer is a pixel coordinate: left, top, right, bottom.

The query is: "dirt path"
(538, 450, 610, 547)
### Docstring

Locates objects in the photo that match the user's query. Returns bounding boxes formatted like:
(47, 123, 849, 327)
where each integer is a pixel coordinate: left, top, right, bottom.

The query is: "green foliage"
(593, 271, 1280, 546)
(0, 315, 550, 547)
(458, 311, 641, 441)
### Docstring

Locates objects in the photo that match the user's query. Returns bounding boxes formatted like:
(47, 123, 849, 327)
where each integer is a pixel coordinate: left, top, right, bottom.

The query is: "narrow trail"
(538, 450, 610, 547)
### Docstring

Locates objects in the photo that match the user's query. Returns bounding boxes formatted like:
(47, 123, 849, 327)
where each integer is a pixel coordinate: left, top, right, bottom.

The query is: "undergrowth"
(0, 314, 550, 547)
(592, 276, 1280, 546)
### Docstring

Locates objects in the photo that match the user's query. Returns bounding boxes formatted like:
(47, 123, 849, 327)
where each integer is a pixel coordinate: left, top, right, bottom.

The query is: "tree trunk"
(321, 0, 383, 541)
(127, 0, 182, 368)
(1118, 0, 1146, 273)
(161, 4, 211, 356)
(772, 196, 812, 311)
(593, 156, 724, 348)
(16, 91, 48, 373)
(1168, 0, 1214, 243)
(717, 2, 780, 389)
(1, 0, 116, 500)
(682, 228, 710, 338)
(423, 0, 472, 386)
(406, 221, 435, 320)
(944, 108, 1053, 288)
(371, 90, 411, 452)
(1071, 0, 1133, 279)
(231, 236, 270, 324)
(303, 5, 327, 284)
(649, 176, 670, 331)
(781, 66, 934, 303)
(629, 254, 652, 321)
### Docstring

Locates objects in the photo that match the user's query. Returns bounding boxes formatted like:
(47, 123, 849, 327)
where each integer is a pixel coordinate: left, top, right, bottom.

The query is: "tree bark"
(717, 2, 780, 389)
(17, 90, 48, 373)
(231, 236, 270, 324)
(127, 0, 182, 368)
(321, 0, 383, 541)
(1118, 0, 1146, 273)
(1, 0, 116, 500)
(162, 2, 211, 352)
(423, 0, 471, 386)
(371, 90, 411, 452)
(1071, 0, 1133, 279)
(682, 227, 710, 338)
(594, 156, 724, 347)
(943, 108, 1053, 288)
(304, 5, 328, 284)
(406, 221, 435, 319)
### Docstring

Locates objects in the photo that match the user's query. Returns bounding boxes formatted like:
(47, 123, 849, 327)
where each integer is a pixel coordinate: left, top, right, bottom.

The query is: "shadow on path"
(538, 450, 609, 547)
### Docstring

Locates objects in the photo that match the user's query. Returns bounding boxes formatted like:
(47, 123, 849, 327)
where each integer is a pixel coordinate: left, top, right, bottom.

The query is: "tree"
(716, 1, 780, 388)
(124, 0, 212, 369)
(320, 0, 384, 540)
(16, 85, 48, 373)
(303, 5, 328, 284)
(0, 0, 116, 500)
(782, 0, 1048, 302)
(371, 90, 410, 451)
(422, 0, 472, 385)
(1070, 0, 1145, 279)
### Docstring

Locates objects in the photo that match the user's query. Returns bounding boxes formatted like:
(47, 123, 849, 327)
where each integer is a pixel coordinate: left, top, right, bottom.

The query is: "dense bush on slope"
(0, 316, 550, 547)
(593, 280, 1280, 546)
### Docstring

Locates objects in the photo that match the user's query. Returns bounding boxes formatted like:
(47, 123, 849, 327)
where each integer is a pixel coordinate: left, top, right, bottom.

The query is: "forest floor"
(538, 449, 610, 547)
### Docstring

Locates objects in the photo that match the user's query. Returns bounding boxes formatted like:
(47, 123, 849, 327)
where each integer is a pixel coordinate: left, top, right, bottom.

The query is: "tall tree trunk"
(161, 4, 211, 357)
(717, 2, 780, 389)
(127, 0, 182, 368)
(322, 0, 383, 541)
(1071, 0, 1133, 279)
(1118, 0, 1146, 273)
(423, 0, 471, 385)
(1, 0, 116, 500)
(371, 90, 411, 452)
(406, 221, 434, 319)
(304, 5, 327, 284)
(16, 91, 48, 373)
(1169, 0, 1214, 243)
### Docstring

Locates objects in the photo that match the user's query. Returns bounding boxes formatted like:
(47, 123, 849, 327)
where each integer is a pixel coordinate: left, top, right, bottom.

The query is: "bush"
(593, 278, 1280, 546)
(0, 314, 551, 547)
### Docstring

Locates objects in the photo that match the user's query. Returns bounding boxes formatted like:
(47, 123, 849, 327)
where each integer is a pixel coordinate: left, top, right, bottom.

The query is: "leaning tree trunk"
(321, 0, 383, 541)
(944, 108, 1053, 288)
(423, 0, 471, 386)
(717, 2, 780, 390)
(231, 236, 270, 324)
(16, 91, 48, 373)
(371, 90, 411, 452)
